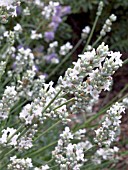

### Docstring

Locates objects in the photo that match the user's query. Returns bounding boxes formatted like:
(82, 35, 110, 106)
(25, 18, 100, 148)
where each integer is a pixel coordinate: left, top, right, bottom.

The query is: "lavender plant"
(0, 1, 127, 170)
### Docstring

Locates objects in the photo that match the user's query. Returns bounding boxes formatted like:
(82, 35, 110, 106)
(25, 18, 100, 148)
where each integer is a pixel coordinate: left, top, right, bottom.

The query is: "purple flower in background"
(44, 4, 71, 42)
(16, 6, 22, 16)
(45, 53, 59, 63)
(17, 45, 24, 49)
(17, 45, 29, 50)
(55, 5, 71, 17)
(61, 6, 71, 16)
(55, 5, 62, 16)
(32, 65, 39, 72)
(52, 15, 62, 24)
(12, 62, 17, 69)
(33, 46, 44, 57)
(44, 31, 55, 42)
(42, 73, 48, 79)
(49, 22, 59, 31)
(34, 45, 44, 53)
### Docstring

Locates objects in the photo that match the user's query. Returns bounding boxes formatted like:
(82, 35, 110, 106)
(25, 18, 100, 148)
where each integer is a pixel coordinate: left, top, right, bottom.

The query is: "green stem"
(42, 89, 62, 114)
(0, 90, 62, 164)
(47, 39, 83, 80)
(34, 98, 75, 142)
(82, 84, 128, 130)
(10, 120, 20, 127)
(10, 99, 28, 114)
(7, 125, 24, 144)
(44, 63, 53, 73)
(120, 151, 128, 156)
(0, 148, 16, 169)
(92, 35, 102, 48)
(50, 165, 59, 169)
(0, 43, 8, 55)
(1, 77, 11, 88)
(0, 147, 16, 165)
(22, 24, 36, 29)
(3, 148, 16, 158)
(4, 99, 28, 128)
(34, 120, 61, 142)
(123, 58, 128, 65)
(17, 126, 29, 140)
(0, 126, 29, 164)
(53, 98, 75, 111)
(77, 93, 128, 129)
(82, 15, 100, 53)
(25, 141, 57, 157)
(102, 84, 128, 108)
(46, 158, 54, 164)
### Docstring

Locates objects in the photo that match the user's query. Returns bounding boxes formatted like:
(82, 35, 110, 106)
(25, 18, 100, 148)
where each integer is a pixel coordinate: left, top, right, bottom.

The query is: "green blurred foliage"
(59, 0, 128, 51)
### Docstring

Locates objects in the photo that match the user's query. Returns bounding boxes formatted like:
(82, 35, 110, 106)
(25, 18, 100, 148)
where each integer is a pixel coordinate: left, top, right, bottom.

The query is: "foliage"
(0, 1, 127, 170)
(61, 0, 128, 51)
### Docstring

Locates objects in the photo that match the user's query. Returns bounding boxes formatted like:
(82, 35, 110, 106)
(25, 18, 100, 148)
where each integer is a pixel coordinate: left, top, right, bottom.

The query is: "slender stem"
(77, 93, 128, 129)
(34, 98, 75, 142)
(0, 147, 16, 165)
(1, 77, 11, 88)
(34, 120, 61, 142)
(7, 125, 23, 143)
(53, 98, 75, 111)
(25, 141, 57, 157)
(0, 160, 10, 169)
(0, 90, 62, 164)
(50, 165, 59, 169)
(123, 58, 128, 65)
(0, 147, 9, 160)
(17, 126, 29, 140)
(3, 148, 16, 158)
(44, 63, 53, 73)
(0, 148, 16, 169)
(0, 43, 8, 55)
(97, 83, 128, 110)
(0, 126, 29, 163)
(82, 15, 99, 53)
(4, 99, 28, 128)
(22, 24, 36, 29)
(42, 89, 62, 114)
(46, 158, 54, 164)
(10, 99, 28, 114)
(120, 151, 128, 156)
(10, 120, 20, 127)
(78, 84, 128, 130)
(92, 35, 102, 48)
(102, 84, 128, 109)
(47, 39, 83, 80)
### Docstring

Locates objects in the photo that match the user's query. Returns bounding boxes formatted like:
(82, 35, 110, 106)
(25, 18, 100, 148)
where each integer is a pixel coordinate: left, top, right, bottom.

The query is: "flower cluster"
(59, 42, 73, 56)
(59, 42, 122, 116)
(95, 102, 125, 147)
(0, 0, 15, 7)
(8, 155, 50, 170)
(0, 1, 127, 170)
(8, 156, 33, 170)
(52, 127, 92, 170)
(92, 146, 119, 164)
(100, 14, 117, 36)
(0, 127, 20, 146)
(0, 86, 18, 120)
(0, 0, 20, 22)
(81, 26, 90, 39)
(42, 1, 71, 42)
